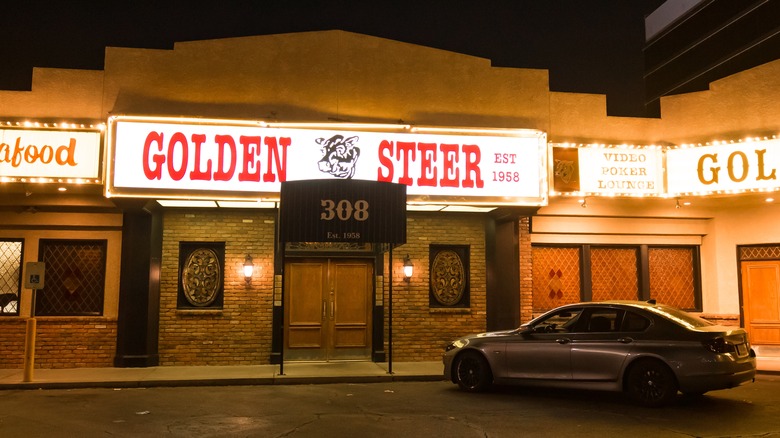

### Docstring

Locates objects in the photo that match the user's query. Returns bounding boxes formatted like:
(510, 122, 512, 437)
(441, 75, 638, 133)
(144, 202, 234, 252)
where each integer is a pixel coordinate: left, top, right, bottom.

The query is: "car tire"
(625, 359, 678, 407)
(454, 351, 493, 392)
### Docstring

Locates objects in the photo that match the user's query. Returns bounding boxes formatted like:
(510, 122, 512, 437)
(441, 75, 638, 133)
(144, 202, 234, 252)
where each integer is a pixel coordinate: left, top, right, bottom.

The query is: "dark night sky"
(1, 0, 663, 117)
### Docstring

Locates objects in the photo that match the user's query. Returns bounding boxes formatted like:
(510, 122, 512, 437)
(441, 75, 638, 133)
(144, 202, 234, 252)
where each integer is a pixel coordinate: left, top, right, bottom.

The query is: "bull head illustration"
(317, 134, 360, 179)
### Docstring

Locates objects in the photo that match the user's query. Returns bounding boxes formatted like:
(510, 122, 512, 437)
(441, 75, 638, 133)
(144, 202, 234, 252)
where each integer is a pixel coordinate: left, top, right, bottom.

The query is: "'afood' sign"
(667, 138, 780, 195)
(0, 128, 102, 180)
(279, 179, 406, 244)
(107, 116, 547, 205)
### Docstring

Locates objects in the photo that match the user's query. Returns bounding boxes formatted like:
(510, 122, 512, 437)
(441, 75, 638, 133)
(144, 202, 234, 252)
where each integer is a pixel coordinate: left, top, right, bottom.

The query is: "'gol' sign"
(667, 139, 780, 194)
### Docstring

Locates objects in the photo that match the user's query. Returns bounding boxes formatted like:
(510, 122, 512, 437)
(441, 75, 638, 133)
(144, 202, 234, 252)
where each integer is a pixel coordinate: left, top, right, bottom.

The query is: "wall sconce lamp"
(243, 254, 254, 283)
(403, 254, 414, 282)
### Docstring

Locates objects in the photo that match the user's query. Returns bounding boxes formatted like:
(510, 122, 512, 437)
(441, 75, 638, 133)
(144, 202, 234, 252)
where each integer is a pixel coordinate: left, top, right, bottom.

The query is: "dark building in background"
(643, 0, 780, 116)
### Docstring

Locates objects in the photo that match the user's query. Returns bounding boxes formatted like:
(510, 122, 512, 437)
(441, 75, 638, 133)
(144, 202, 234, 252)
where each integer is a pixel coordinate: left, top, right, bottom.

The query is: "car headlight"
(445, 339, 468, 352)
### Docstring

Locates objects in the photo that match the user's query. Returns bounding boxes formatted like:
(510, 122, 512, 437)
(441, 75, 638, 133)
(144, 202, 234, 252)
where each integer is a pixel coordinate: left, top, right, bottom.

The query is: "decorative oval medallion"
(182, 248, 221, 307)
(430, 249, 465, 306)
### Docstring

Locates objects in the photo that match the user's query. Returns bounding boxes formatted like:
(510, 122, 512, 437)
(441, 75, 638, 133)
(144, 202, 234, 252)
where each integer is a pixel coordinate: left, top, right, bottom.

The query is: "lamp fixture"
(579, 198, 587, 208)
(243, 254, 254, 283)
(675, 198, 681, 209)
(403, 254, 414, 282)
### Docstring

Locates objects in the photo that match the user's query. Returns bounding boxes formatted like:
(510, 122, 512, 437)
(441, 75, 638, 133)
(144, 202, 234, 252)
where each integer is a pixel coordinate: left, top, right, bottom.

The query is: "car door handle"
(617, 337, 634, 344)
(556, 338, 571, 344)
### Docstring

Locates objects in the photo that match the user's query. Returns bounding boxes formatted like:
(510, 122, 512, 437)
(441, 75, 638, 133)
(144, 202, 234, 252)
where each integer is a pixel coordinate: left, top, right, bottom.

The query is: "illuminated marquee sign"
(0, 128, 102, 180)
(107, 116, 548, 205)
(550, 145, 664, 196)
(667, 138, 780, 195)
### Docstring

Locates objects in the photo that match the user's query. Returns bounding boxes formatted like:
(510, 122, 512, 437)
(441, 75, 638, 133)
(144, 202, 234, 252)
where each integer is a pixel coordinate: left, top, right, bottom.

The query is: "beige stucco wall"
(101, 31, 550, 130)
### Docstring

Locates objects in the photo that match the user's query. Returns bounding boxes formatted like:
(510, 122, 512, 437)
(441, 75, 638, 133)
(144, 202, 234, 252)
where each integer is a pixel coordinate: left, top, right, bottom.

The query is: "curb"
(0, 374, 446, 391)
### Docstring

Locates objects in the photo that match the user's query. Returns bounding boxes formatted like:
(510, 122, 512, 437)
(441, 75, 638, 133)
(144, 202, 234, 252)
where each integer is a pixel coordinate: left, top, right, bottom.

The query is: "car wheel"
(625, 359, 678, 407)
(454, 351, 493, 392)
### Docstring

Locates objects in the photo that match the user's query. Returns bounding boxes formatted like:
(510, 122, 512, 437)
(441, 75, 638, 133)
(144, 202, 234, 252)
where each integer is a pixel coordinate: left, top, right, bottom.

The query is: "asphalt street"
(1, 375, 778, 437)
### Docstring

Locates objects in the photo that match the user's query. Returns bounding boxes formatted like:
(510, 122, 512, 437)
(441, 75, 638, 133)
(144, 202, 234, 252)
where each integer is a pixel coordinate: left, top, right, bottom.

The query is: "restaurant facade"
(1, 31, 778, 369)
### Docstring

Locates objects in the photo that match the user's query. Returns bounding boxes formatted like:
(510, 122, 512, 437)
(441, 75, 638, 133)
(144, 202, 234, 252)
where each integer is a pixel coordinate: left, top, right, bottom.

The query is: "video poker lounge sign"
(107, 116, 547, 205)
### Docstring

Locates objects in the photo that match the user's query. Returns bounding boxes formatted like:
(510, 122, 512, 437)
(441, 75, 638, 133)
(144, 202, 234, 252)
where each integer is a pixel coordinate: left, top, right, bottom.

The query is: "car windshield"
(644, 304, 714, 329)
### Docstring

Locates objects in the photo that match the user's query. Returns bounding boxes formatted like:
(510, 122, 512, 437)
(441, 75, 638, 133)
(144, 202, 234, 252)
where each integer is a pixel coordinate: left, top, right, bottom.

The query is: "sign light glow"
(0, 129, 102, 180)
(667, 139, 780, 195)
(107, 116, 548, 205)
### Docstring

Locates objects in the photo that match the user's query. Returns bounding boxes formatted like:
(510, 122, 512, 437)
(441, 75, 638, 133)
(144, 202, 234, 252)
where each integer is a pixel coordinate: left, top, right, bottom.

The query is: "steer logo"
(317, 134, 360, 179)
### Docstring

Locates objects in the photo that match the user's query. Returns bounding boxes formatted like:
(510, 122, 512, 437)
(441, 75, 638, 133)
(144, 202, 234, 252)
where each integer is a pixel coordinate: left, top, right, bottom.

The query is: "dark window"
(621, 311, 651, 332)
(37, 240, 106, 316)
(0, 239, 23, 316)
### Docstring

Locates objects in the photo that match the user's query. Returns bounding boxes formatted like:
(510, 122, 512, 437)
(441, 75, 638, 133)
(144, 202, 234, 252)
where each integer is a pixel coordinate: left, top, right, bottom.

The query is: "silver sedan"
(443, 300, 756, 407)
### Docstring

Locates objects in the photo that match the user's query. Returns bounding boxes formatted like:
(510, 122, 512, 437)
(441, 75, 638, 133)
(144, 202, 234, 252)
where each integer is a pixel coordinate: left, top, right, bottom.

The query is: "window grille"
(591, 247, 639, 301)
(36, 240, 106, 316)
(532, 244, 700, 311)
(0, 240, 23, 316)
(649, 247, 696, 309)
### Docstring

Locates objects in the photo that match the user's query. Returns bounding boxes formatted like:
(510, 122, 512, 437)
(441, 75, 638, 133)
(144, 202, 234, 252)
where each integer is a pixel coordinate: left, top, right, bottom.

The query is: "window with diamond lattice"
(649, 247, 696, 309)
(532, 246, 581, 312)
(591, 247, 639, 301)
(0, 240, 23, 316)
(37, 240, 106, 316)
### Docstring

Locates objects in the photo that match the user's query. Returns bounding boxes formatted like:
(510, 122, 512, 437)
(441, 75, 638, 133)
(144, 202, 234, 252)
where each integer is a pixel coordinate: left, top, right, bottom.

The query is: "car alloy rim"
(458, 357, 480, 388)
(636, 368, 666, 402)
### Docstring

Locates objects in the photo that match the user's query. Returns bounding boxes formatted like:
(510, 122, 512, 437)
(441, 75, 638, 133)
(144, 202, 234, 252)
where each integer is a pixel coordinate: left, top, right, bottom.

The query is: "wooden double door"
(284, 258, 374, 361)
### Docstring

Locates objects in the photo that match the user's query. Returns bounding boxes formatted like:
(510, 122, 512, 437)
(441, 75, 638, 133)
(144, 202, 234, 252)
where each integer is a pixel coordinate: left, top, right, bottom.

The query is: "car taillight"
(702, 337, 736, 354)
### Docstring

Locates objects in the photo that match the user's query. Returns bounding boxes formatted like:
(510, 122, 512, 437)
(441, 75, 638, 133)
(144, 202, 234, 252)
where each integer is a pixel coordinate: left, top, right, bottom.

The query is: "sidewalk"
(1, 357, 777, 391)
(0, 361, 445, 390)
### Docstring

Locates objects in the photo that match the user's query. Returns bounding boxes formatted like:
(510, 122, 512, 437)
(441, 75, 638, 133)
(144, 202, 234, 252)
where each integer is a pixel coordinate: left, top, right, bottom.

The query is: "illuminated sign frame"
(549, 143, 664, 197)
(667, 138, 780, 196)
(0, 127, 103, 183)
(106, 115, 548, 206)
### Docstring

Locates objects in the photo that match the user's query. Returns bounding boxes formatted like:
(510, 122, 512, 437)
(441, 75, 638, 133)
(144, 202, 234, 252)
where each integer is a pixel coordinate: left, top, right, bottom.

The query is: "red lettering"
(377, 140, 394, 182)
(238, 136, 261, 182)
(439, 143, 459, 187)
(262, 136, 290, 182)
(167, 132, 188, 181)
(462, 144, 483, 188)
(416, 142, 437, 186)
(189, 134, 211, 181)
(396, 141, 416, 186)
(143, 132, 165, 180)
(213, 134, 237, 181)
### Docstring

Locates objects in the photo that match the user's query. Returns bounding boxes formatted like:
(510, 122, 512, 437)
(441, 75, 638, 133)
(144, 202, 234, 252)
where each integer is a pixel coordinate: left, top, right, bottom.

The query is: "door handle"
(330, 301, 335, 319)
(322, 301, 327, 319)
(556, 338, 571, 344)
(617, 337, 634, 344)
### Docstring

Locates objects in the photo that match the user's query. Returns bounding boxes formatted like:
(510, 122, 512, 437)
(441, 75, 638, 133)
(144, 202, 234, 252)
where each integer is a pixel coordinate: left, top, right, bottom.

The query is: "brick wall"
(384, 212, 487, 361)
(0, 318, 116, 368)
(159, 209, 276, 366)
(519, 217, 533, 323)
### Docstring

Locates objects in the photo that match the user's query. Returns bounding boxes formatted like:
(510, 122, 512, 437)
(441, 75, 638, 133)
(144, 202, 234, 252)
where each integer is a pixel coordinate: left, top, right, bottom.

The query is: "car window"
(621, 311, 651, 332)
(533, 308, 583, 333)
(583, 309, 623, 332)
